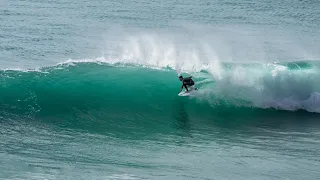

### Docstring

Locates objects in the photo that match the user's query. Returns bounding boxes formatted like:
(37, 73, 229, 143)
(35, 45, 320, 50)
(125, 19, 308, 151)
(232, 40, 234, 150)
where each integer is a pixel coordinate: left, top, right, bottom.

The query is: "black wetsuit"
(181, 77, 194, 91)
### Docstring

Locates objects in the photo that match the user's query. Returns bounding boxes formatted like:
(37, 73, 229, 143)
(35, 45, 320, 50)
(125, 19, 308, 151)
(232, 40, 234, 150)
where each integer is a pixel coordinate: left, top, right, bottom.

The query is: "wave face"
(0, 64, 181, 123)
(1, 60, 320, 126)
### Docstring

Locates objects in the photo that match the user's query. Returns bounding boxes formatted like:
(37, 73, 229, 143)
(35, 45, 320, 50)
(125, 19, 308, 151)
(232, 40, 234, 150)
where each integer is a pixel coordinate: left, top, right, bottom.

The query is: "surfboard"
(178, 88, 198, 96)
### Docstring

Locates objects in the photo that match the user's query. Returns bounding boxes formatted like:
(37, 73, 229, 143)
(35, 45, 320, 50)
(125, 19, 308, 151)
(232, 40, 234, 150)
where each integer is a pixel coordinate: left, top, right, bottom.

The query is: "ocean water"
(1, 0, 320, 179)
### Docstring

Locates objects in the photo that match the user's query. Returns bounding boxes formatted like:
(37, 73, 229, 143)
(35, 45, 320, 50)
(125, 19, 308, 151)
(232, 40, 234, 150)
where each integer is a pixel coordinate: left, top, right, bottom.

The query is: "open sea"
(1, 0, 320, 179)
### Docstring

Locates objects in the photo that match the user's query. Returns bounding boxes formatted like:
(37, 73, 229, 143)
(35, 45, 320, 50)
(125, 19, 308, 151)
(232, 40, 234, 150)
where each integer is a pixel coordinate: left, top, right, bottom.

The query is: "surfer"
(179, 75, 195, 92)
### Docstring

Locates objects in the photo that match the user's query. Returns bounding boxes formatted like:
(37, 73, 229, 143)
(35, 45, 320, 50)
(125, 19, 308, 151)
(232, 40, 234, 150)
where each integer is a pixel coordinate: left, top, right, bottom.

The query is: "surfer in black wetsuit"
(179, 75, 195, 92)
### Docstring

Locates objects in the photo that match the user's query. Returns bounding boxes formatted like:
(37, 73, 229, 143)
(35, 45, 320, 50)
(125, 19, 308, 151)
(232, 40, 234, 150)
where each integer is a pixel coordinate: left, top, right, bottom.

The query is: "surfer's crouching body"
(179, 76, 195, 92)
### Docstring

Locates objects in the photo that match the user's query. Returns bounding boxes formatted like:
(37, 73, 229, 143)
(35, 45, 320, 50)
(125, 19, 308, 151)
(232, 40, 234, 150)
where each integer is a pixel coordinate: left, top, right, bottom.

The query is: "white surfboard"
(178, 88, 198, 96)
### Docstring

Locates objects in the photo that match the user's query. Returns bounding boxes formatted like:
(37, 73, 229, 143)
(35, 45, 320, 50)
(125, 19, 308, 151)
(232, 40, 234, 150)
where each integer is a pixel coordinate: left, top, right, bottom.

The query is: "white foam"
(107, 174, 138, 180)
(302, 92, 320, 113)
(258, 92, 320, 113)
(0, 67, 49, 74)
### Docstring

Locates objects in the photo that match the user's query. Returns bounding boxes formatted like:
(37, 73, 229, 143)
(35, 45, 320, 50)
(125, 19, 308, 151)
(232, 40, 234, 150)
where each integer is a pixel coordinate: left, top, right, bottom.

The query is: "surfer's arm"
(182, 84, 188, 91)
(180, 84, 189, 92)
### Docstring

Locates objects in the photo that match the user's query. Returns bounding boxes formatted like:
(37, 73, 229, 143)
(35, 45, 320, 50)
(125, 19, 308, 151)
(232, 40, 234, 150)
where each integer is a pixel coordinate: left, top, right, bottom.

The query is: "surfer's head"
(179, 76, 183, 81)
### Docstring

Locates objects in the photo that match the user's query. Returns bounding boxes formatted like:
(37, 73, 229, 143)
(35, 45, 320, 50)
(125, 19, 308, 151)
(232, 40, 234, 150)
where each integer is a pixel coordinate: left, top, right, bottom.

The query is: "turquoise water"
(1, 0, 320, 179)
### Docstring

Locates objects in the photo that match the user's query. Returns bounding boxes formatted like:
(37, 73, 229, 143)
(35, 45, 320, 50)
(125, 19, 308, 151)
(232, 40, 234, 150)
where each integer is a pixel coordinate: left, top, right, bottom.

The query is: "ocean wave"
(0, 60, 320, 119)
